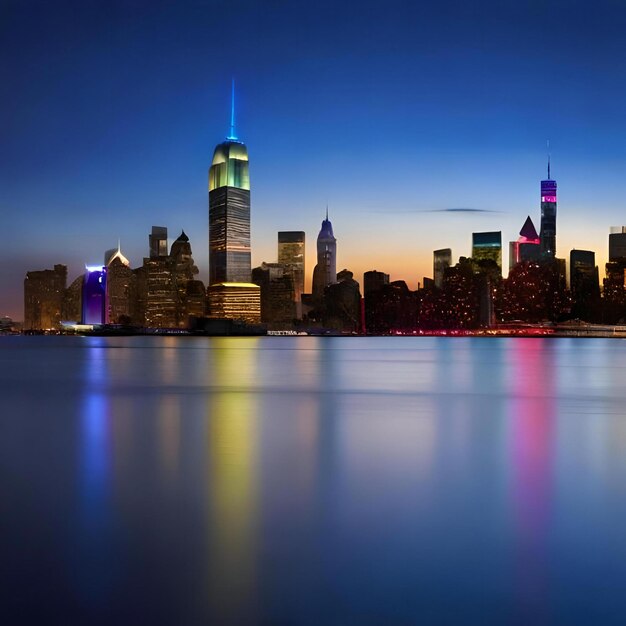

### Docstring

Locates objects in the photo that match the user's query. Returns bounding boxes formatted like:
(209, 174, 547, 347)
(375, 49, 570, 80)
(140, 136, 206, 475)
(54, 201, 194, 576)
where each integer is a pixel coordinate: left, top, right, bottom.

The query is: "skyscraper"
(433, 249, 452, 289)
(609, 226, 626, 262)
(312, 209, 337, 300)
(540, 155, 557, 259)
(208, 82, 251, 285)
(23, 264, 67, 331)
(472, 232, 502, 272)
(278, 231, 305, 308)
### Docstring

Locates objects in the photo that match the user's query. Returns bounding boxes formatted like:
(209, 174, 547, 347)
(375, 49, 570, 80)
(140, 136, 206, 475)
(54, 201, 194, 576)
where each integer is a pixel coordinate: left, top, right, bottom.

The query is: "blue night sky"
(2, 0, 626, 319)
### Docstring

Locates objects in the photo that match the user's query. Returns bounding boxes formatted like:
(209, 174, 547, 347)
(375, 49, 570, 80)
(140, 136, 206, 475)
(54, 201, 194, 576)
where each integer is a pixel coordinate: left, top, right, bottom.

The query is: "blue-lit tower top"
(209, 79, 249, 192)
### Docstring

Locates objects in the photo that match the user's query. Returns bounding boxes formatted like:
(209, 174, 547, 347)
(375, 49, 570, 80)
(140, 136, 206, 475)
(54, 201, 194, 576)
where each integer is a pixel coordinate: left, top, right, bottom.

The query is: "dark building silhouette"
(63, 275, 83, 322)
(312, 210, 337, 302)
(366, 280, 419, 334)
(609, 227, 626, 262)
(433, 249, 451, 289)
(252, 262, 295, 327)
(540, 157, 557, 259)
(323, 269, 361, 333)
(24, 264, 67, 331)
(208, 85, 251, 285)
(364, 270, 389, 297)
(570, 249, 600, 321)
(278, 231, 305, 316)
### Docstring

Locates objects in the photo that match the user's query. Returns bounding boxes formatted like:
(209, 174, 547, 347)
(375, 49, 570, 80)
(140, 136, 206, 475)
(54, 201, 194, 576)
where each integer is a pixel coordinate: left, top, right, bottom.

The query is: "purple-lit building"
(540, 161, 557, 259)
(82, 266, 107, 325)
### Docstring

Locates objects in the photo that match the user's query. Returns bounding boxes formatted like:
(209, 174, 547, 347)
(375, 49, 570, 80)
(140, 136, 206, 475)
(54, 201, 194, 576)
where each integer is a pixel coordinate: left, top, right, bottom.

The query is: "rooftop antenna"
(326, 204, 329, 221)
(228, 78, 237, 140)
(547, 139, 551, 180)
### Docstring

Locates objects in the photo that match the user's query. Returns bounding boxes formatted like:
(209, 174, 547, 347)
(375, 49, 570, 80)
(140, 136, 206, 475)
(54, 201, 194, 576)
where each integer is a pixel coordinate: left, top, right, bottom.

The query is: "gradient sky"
(3, 0, 626, 319)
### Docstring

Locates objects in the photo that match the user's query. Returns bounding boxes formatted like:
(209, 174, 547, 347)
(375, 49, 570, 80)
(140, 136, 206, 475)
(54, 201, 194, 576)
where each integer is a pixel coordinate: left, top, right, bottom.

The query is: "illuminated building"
(312, 209, 337, 301)
(509, 216, 541, 269)
(170, 230, 203, 326)
(207, 283, 261, 324)
(104, 244, 133, 324)
(609, 226, 626, 262)
(433, 249, 451, 289)
(278, 231, 305, 315)
(82, 266, 107, 325)
(208, 83, 251, 285)
(23, 264, 67, 331)
(251, 262, 295, 327)
(144, 226, 177, 328)
(540, 156, 557, 259)
(472, 232, 502, 273)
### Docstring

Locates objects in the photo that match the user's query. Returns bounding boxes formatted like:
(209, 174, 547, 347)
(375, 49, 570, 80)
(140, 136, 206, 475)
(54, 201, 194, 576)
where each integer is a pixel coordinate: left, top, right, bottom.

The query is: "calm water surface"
(2, 336, 626, 625)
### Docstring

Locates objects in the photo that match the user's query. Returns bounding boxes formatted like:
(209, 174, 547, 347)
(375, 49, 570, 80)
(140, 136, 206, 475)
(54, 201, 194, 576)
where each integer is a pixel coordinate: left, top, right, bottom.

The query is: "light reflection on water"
(2, 336, 626, 624)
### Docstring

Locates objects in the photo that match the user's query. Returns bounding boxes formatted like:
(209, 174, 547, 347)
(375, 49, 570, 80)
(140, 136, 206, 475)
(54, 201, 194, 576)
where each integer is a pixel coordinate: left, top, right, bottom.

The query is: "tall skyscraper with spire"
(539, 148, 557, 259)
(208, 80, 251, 285)
(312, 208, 337, 300)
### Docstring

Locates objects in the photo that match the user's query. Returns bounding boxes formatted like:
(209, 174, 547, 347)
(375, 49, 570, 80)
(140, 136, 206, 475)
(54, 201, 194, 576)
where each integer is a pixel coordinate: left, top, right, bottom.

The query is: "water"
(2, 336, 626, 625)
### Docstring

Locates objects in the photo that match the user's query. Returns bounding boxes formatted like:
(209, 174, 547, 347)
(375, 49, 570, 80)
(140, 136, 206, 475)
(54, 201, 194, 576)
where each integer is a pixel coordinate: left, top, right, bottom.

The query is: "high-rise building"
(82, 266, 107, 325)
(251, 262, 295, 326)
(144, 226, 177, 328)
(149, 226, 168, 259)
(609, 226, 626, 262)
(278, 231, 305, 311)
(24, 264, 67, 331)
(570, 249, 599, 295)
(540, 156, 557, 259)
(509, 216, 541, 269)
(472, 232, 502, 272)
(433, 249, 452, 289)
(363, 270, 390, 297)
(105, 244, 133, 324)
(312, 210, 337, 300)
(208, 83, 251, 285)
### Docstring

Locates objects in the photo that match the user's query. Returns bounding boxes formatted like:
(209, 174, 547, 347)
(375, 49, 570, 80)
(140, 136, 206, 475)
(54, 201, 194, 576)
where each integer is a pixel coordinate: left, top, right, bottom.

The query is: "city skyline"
(4, 1, 626, 319)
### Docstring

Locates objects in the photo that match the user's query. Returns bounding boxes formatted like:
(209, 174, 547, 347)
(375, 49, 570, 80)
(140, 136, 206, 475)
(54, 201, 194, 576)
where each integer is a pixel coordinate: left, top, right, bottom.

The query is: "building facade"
(540, 164, 557, 259)
(207, 283, 261, 324)
(278, 231, 305, 314)
(433, 249, 452, 289)
(472, 232, 502, 273)
(312, 212, 337, 300)
(82, 266, 107, 325)
(24, 264, 67, 331)
(208, 105, 251, 285)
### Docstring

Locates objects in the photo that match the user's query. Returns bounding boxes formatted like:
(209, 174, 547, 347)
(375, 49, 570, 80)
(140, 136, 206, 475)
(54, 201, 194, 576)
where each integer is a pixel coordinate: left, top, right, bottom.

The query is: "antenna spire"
(228, 78, 237, 140)
(547, 139, 551, 180)
(326, 204, 329, 221)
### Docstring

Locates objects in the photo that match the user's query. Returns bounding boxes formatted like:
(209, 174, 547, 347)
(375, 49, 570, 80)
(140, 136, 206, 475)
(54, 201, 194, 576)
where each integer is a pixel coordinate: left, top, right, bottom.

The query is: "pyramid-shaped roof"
(519, 216, 539, 240)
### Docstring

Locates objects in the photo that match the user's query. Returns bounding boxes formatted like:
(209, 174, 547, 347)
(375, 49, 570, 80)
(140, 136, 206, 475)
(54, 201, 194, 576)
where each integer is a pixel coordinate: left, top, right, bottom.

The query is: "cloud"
(422, 207, 503, 213)
(368, 207, 504, 214)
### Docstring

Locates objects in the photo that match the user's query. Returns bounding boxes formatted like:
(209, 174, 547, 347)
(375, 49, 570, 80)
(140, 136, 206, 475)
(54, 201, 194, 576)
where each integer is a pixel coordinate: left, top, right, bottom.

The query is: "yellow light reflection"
(207, 338, 259, 619)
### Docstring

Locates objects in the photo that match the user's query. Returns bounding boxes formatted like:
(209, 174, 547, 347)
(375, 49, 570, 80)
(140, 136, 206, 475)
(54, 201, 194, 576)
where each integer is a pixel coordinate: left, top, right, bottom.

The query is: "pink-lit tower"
(539, 151, 557, 259)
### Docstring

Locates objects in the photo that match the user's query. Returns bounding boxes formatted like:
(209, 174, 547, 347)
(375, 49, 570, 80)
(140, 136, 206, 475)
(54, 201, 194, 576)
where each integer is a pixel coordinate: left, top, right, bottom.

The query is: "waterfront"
(2, 336, 626, 624)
